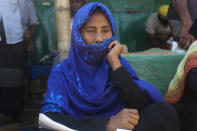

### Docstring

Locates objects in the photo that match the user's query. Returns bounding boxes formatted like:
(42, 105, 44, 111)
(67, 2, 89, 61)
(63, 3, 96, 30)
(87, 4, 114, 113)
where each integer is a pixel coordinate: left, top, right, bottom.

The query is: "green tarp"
(122, 48, 184, 96)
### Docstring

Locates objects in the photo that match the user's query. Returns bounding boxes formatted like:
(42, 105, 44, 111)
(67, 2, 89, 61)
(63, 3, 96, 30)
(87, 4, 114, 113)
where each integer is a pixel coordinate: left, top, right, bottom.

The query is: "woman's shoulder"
(120, 57, 134, 71)
(48, 59, 74, 85)
(51, 59, 72, 75)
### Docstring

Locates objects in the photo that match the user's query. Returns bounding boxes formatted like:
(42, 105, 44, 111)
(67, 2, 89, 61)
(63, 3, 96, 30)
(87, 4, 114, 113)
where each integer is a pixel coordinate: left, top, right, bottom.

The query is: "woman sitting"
(37, 2, 180, 131)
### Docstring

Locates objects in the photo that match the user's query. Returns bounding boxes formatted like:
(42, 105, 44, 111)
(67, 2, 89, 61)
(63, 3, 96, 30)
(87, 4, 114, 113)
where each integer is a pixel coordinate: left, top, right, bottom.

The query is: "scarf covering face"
(165, 41, 197, 104)
(41, 2, 163, 118)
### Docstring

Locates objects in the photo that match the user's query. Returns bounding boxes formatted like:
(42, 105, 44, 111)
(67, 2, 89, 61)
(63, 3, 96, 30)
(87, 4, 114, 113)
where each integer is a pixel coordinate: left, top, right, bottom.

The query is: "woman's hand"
(106, 40, 123, 71)
(106, 108, 140, 131)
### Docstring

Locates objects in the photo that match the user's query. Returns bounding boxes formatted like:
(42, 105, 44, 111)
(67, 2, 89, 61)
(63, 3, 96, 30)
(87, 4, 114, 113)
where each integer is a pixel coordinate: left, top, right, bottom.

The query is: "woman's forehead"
(82, 11, 110, 28)
(74, 3, 115, 34)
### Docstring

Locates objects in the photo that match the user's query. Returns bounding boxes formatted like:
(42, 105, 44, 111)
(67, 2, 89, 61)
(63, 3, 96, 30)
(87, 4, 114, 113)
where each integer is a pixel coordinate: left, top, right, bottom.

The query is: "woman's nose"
(95, 33, 103, 44)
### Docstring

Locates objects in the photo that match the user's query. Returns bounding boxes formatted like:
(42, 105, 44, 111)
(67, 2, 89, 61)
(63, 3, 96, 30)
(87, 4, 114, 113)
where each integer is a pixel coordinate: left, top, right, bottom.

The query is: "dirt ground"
(0, 108, 40, 131)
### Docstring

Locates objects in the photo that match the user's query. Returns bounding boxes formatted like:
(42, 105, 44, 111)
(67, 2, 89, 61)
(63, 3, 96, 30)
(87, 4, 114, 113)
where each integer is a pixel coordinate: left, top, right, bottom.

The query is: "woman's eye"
(103, 30, 109, 33)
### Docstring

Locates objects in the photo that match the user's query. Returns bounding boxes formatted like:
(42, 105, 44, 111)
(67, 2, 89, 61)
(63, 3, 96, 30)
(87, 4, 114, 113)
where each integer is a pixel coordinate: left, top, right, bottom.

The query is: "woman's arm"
(105, 41, 151, 131)
(110, 66, 151, 110)
(106, 41, 151, 110)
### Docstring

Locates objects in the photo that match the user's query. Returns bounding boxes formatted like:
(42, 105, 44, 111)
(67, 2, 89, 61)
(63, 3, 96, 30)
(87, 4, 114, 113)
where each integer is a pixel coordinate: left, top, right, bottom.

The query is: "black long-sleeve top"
(110, 66, 151, 109)
(41, 66, 152, 131)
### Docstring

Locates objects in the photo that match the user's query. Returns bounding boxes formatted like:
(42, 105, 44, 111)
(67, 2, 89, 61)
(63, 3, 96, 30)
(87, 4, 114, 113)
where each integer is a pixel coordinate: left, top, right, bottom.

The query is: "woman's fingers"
(107, 40, 123, 56)
(108, 42, 115, 50)
(128, 109, 139, 126)
(128, 119, 138, 129)
(108, 40, 118, 50)
(124, 109, 139, 129)
(124, 114, 139, 130)
(106, 108, 140, 131)
(128, 109, 138, 114)
(126, 122, 135, 130)
(128, 112, 139, 120)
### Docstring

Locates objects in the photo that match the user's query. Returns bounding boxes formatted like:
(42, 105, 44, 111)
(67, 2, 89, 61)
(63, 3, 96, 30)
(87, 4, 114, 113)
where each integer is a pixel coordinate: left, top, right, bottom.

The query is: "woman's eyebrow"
(101, 25, 111, 29)
(85, 26, 97, 29)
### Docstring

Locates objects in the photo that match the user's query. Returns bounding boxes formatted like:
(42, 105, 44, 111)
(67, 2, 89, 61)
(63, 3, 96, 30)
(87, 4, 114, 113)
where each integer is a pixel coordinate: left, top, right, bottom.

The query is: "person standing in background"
(70, 0, 86, 28)
(20, 0, 39, 108)
(0, 0, 38, 125)
(167, 0, 197, 50)
(20, 0, 39, 57)
(146, 5, 171, 50)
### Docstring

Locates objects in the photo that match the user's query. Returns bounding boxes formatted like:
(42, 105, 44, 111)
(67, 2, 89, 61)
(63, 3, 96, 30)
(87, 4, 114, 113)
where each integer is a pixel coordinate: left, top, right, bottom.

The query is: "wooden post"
(55, 0, 71, 62)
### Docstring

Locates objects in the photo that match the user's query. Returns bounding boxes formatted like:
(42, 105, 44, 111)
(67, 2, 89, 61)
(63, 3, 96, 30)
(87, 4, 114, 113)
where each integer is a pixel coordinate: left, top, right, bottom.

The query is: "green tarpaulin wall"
(122, 49, 184, 95)
(32, 0, 171, 65)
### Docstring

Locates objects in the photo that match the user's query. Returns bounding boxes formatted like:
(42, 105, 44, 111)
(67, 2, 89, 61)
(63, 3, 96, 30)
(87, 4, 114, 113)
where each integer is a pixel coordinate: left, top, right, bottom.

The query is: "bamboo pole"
(55, 0, 71, 62)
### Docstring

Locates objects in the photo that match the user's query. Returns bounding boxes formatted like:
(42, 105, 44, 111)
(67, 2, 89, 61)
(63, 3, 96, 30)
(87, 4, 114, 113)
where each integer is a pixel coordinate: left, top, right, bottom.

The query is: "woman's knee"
(147, 102, 178, 118)
(142, 102, 180, 131)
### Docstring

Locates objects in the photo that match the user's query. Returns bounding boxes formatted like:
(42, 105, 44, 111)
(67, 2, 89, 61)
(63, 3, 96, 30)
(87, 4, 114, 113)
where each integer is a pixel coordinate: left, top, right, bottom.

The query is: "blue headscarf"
(41, 2, 163, 118)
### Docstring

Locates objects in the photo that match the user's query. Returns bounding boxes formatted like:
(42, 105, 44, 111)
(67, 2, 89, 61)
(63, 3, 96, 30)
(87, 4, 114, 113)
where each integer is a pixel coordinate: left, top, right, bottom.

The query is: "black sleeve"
(43, 112, 109, 131)
(110, 66, 152, 110)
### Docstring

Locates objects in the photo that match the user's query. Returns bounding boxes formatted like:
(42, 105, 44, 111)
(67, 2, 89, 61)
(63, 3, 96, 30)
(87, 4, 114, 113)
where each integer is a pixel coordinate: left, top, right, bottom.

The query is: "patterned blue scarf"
(41, 2, 163, 118)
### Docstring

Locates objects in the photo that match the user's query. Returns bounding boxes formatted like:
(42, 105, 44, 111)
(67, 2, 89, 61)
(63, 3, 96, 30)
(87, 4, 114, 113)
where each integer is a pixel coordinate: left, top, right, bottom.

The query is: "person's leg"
(134, 102, 180, 131)
(3, 86, 24, 117)
(0, 88, 4, 121)
(0, 87, 17, 125)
